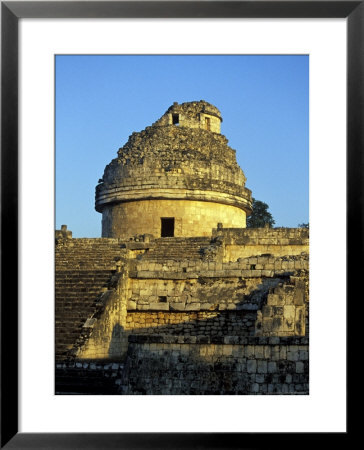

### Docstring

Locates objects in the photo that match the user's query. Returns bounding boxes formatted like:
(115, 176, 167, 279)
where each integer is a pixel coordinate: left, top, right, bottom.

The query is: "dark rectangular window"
(172, 114, 179, 125)
(161, 217, 175, 237)
(158, 296, 167, 303)
(205, 117, 211, 130)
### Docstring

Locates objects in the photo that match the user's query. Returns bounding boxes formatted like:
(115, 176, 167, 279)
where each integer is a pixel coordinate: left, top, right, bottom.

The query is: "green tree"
(298, 223, 309, 228)
(247, 198, 275, 228)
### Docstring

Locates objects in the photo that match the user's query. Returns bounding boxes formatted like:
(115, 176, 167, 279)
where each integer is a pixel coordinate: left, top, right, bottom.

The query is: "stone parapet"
(212, 227, 309, 260)
(213, 226, 309, 244)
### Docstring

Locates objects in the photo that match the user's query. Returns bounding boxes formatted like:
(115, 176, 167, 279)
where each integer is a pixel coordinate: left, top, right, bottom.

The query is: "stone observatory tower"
(95, 100, 252, 238)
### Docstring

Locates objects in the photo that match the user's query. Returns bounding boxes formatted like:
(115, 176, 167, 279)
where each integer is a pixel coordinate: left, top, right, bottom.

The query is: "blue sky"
(56, 55, 308, 238)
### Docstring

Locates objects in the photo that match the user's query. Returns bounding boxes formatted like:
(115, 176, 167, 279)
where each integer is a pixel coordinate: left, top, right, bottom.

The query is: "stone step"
(56, 240, 125, 270)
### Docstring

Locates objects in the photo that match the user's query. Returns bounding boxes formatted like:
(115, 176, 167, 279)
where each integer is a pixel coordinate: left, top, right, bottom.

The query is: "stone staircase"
(140, 237, 213, 261)
(56, 238, 125, 270)
(55, 270, 115, 359)
(55, 239, 127, 360)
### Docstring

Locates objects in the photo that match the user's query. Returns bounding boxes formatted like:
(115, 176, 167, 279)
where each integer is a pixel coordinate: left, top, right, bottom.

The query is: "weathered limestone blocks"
(213, 227, 309, 244)
(101, 199, 247, 238)
(126, 275, 278, 313)
(255, 276, 308, 337)
(119, 335, 309, 395)
(123, 311, 257, 337)
(132, 253, 308, 276)
(213, 227, 309, 260)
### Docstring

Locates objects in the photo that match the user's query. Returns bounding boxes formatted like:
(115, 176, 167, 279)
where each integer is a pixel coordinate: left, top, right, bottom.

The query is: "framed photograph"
(1, 1, 358, 448)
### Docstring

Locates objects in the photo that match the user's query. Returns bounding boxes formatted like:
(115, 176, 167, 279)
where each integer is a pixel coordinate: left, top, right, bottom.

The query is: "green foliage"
(247, 198, 275, 228)
(298, 223, 309, 228)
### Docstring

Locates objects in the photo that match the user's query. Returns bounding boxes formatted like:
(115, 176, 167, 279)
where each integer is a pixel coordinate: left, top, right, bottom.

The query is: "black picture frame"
(1, 1, 358, 448)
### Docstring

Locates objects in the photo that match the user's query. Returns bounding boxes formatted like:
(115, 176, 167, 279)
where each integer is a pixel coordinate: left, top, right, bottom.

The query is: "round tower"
(96, 100, 252, 238)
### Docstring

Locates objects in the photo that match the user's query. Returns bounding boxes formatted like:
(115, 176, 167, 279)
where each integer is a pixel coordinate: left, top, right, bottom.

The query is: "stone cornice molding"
(95, 187, 253, 214)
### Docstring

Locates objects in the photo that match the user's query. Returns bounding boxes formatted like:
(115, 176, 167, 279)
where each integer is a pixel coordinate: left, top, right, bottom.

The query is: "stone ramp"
(141, 237, 213, 261)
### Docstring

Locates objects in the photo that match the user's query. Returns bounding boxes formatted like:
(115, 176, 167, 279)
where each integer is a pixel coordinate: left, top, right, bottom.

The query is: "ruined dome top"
(164, 100, 222, 121)
(95, 101, 252, 214)
(151, 100, 222, 133)
(167, 99, 222, 118)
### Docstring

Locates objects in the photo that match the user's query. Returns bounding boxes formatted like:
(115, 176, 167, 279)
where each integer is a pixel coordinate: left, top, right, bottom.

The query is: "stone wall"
(129, 252, 308, 282)
(101, 199, 246, 238)
(119, 335, 309, 395)
(212, 227, 309, 260)
(127, 272, 278, 312)
(124, 311, 257, 336)
(56, 335, 309, 395)
(255, 276, 308, 337)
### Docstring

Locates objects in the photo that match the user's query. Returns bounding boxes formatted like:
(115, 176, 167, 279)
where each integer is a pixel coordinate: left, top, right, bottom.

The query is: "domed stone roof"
(95, 101, 252, 215)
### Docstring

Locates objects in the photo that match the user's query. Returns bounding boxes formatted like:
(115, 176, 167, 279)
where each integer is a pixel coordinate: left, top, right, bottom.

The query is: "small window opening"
(158, 296, 167, 303)
(172, 114, 179, 125)
(205, 117, 211, 131)
(250, 264, 256, 270)
(161, 217, 175, 237)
